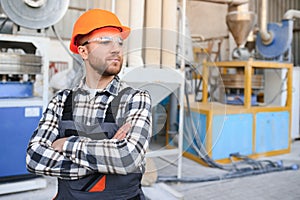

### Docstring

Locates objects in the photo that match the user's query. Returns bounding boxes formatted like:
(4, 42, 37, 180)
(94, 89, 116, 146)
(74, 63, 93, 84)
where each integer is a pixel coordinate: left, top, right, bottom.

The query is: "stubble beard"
(97, 58, 123, 76)
(89, 56, 123, 77)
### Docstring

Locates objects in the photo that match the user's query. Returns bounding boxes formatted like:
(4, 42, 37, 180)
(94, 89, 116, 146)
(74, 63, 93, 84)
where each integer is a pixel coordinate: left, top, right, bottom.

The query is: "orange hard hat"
(69, 9, 130, 54)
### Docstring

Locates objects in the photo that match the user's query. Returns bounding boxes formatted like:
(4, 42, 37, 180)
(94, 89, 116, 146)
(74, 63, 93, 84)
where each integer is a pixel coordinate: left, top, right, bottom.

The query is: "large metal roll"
(0, 0, 69, 29)
(0, 52, 42, 74)
(220, 74, 264, 89)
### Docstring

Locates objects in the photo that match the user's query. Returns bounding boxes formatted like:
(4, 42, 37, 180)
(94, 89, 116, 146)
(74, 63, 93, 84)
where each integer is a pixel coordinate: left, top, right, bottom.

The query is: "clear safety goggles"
(81, 36, 124, 47)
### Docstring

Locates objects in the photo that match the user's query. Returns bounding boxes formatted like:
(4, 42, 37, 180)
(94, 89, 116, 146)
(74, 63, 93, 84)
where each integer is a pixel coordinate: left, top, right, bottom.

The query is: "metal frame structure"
(121, 66, 185, 178)
(0, 34, 49, 194)
(184, 60, 293, 164)
(0, 34, 49, 109)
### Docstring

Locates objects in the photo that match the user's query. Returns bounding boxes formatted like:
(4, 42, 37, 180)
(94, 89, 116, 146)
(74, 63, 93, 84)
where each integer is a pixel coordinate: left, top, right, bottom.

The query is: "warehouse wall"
(45, 0, 235, 68)
(44, 0, 231, 67)
(186, 0, 230, 62)
(47, 0, 178, 68)
(8, 0, 297, 69)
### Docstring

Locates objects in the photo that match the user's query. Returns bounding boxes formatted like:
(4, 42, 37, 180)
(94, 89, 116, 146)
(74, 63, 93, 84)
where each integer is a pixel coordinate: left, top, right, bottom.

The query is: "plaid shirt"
(26, 76, 152, 180)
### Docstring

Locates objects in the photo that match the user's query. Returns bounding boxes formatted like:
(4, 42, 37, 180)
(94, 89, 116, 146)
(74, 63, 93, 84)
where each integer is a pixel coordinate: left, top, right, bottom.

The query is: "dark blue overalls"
(54, 88, 145, 200)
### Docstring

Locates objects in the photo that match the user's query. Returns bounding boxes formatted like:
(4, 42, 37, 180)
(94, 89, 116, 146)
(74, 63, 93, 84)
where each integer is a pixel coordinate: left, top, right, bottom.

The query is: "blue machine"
(0, 35, 49, 183)
(0, 106, 42, 180)
(256, 19, 294, 61)
(0, 82, 33, 98)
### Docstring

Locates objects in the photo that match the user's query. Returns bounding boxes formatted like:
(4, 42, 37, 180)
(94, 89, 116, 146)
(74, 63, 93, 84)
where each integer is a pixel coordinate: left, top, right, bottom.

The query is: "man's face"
(81, 27, 124, 76)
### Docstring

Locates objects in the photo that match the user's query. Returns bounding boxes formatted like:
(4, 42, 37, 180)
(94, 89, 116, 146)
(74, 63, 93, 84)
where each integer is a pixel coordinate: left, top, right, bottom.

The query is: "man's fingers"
(120, 123, 131, 132)
(114, 129, 126, 139)
(113, 123, 131, 140)
(52, 138, 68, 152)
(115, 132, 126, 140)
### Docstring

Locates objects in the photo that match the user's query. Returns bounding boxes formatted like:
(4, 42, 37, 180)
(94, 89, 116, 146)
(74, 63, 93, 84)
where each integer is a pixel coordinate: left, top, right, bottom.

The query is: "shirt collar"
(75, 75, 120, 96)
(103, 75, 120, 96)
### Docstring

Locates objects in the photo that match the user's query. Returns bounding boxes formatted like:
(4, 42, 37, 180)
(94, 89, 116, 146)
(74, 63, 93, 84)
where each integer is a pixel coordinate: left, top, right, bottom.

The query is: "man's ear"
(78, 46, 88, 59)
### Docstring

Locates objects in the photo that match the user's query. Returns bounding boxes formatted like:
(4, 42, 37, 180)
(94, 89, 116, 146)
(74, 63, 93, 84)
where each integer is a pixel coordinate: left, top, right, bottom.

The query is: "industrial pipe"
(283, 9, 300, 20)
(193, 0, 249, 5)
(260, 0, 273, 45)
(180, 0, 186, 71)
(111, 0, 116, 13)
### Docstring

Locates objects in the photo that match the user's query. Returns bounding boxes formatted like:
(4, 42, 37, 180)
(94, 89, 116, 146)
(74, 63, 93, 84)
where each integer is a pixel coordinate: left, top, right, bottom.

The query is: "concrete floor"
(1, 139, 300, 200)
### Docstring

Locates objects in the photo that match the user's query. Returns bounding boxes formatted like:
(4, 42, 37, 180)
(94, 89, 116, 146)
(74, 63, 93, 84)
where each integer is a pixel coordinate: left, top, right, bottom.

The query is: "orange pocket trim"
(89, 175, 106, 192)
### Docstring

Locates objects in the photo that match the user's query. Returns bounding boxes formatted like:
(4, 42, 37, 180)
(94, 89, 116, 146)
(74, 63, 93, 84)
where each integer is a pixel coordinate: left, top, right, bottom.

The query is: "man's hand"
(52, 137, 68, 153)
(113, 122, 131, 140)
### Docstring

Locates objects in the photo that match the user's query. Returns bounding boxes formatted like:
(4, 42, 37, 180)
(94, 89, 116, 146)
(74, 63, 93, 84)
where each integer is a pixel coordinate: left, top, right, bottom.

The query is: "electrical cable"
(158, 162, 298, 183)
(0, 17, 8, 32)
(51, 25, 83, 66)
(52, 12, 296, 182)
(183, 81, 232, 170)
(157, 80, 299, 183)
(262, 69, 288, 106)
(51, 25, 85, 88)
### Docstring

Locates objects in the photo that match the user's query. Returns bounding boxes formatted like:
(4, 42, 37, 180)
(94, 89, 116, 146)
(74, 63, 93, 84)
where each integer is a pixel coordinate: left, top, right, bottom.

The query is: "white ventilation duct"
(283, 9, 300, 20)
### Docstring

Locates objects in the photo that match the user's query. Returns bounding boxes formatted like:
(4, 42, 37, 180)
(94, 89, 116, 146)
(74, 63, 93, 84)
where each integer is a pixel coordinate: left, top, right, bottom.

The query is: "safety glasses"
(81, 36, 124, 47)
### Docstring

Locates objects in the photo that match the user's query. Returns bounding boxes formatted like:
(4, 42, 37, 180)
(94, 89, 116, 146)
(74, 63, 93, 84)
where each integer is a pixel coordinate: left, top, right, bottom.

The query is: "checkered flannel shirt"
(26, 76, 152, 180)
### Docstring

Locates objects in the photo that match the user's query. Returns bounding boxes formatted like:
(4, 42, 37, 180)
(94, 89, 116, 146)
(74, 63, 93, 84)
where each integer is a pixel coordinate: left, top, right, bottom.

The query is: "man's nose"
(111, 42, 122, 53)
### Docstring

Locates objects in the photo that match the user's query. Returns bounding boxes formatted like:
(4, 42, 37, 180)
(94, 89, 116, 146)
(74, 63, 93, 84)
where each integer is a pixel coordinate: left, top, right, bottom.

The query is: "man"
(26, 9, 152, 200)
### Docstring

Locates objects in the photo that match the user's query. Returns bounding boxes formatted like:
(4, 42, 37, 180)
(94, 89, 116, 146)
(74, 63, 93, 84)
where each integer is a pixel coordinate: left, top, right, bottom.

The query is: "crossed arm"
(52, 122, 131, 152)
(26, 90, 152, 180)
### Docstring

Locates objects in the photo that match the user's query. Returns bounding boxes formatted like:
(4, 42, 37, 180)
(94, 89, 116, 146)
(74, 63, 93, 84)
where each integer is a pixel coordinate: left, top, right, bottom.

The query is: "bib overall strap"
(104, 87, 132, 122)
(62, 87, 132, 122)
(62, 90, 74, 120)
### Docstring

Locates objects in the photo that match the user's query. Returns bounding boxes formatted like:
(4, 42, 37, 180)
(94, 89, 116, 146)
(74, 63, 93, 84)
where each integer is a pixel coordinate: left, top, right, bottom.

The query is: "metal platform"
(0, 177, 47, 195)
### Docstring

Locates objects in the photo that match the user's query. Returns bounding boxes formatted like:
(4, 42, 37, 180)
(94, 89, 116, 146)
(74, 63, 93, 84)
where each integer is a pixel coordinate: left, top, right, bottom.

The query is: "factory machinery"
(0, 0, 69, 194)
(181, 0, 300, 166)
(157, 0, 300, 185)
(0, 0, 298, 193)
(118, 0, 300, 186)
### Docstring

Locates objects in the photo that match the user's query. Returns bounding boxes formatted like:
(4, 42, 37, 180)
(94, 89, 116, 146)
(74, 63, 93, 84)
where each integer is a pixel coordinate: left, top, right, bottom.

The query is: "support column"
(144, 0, 163, 67)
(115, 0, 130, 67)
(127, 0, 145, 67)
(162, 0, 178, 68)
